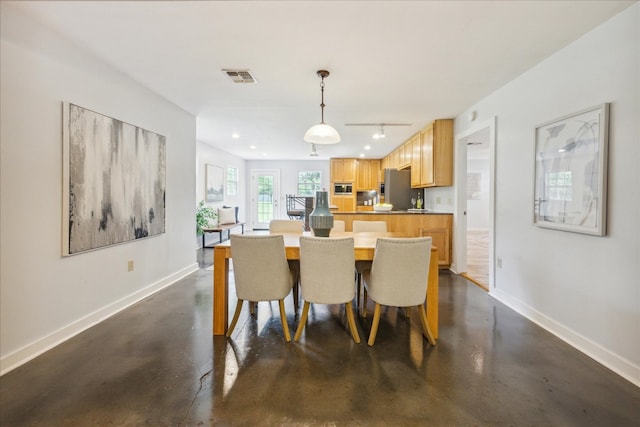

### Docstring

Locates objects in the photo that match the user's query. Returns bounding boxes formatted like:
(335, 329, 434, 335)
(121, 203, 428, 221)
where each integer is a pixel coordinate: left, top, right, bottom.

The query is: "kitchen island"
(332, 211, 453, 268)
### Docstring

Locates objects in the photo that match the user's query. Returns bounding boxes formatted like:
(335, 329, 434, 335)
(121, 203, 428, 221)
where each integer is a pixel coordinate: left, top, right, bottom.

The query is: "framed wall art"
(533, 103, 609, 236)
(62, 102, 166, 255)
(205, 164, 224, 203)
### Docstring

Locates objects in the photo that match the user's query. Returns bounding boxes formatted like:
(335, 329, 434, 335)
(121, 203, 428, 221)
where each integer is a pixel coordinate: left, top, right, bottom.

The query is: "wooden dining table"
(212, 232, 439, 339)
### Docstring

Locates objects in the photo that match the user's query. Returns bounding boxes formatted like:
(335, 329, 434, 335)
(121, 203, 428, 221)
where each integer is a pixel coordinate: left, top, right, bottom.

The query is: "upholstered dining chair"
(352, 220, 388, 309)
(269, 219, 304, 234)
(352, 220, 387, 233)
(329, 220, 346, 235)
(227, 234, 294, 342)
(269, 219, 304, 311)
(362, 237, 434, 347)
(294, 236, 361, 343)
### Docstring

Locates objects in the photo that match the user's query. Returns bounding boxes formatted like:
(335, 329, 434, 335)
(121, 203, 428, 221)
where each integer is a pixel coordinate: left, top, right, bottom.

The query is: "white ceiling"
(7, 1, 634, 160)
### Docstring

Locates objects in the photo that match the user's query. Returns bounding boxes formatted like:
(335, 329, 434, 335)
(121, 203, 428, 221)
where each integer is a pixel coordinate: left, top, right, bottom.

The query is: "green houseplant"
(196, 200, 217, 235)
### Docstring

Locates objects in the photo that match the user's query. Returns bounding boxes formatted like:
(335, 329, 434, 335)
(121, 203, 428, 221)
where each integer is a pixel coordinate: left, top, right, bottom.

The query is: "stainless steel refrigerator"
(383, 169, 412, 210)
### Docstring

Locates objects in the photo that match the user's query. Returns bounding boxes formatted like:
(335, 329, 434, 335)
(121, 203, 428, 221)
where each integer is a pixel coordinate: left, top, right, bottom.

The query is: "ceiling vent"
(223, 69, 257, 84)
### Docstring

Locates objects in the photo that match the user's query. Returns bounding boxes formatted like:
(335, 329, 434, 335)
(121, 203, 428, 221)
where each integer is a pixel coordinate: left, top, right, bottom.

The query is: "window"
(226, 167, 238, 196)
(297, 170, 321, 196)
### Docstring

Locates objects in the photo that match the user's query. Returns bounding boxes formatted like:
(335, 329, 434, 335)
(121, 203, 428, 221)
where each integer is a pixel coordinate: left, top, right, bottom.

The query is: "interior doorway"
(454, 117, 496, 291)
(250, 169, 280, 229)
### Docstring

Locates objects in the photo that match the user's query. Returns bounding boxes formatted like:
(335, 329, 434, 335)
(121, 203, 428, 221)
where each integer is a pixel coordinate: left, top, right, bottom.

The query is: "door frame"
(453, 116, 496, 289)
(250, 169, 281, 230)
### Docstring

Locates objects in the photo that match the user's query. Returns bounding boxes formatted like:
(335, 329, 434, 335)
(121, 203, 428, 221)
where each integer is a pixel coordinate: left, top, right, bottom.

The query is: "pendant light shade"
(304, 70, 341, 144)
(304, 124, 341, 144)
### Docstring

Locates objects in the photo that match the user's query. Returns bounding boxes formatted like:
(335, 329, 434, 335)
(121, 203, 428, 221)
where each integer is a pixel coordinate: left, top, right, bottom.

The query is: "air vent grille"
(223, 69, 256, 84)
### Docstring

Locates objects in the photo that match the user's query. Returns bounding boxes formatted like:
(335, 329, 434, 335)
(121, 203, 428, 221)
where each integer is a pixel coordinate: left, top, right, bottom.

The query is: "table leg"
(213, 246, 229, 335)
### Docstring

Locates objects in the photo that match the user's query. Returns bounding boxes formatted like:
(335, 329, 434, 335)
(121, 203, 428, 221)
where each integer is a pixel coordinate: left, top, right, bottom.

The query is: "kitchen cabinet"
(399, 139, 412, 169)
(356, 159, 381, 190)
(419, 227, 451, 267)
(332, 212, 453, 268)
(419, 119, 453, 187)
(409, 133, 422, 187)
(330, 158, 357, 183)
(330, 195, 356, 212)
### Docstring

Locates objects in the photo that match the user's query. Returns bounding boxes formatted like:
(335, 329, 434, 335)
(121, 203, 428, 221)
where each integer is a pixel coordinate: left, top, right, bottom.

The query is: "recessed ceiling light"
(364, 145, 371, 150)
(250, 145, 256, 150)
(359, 153, 365, 158)
(232, 133, 240, 139)
(262, 153, 268, 157)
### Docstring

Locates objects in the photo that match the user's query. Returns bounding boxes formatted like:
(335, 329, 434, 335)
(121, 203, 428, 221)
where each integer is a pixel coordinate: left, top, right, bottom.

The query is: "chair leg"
(250, 301, 255, 315)
(294, 301, 311, 341)
(293, 280, 299, 313)
(367, 303, 382, 346)
(278, 299, 291, 342)
(417, 305, 436, 346)
(356, 272, 362, 309)
(226, 299, 244, 337)
(345, 301, 361, 344)
(361, 288, 368, 318)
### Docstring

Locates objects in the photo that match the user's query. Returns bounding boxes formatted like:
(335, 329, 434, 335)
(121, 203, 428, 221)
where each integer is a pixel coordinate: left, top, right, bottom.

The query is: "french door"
(250, 169, 280, 229)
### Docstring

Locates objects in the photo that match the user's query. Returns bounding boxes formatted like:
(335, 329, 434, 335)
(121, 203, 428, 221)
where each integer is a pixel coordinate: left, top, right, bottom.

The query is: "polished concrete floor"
(1, 250, 638, 426)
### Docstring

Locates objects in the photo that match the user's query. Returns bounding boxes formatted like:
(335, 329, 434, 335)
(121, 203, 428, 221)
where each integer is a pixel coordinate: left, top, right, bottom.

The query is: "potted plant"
(196, 200, 217, 235)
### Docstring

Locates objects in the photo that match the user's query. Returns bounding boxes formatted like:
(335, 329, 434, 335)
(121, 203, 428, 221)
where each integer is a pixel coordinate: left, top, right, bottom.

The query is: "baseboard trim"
(490, 287, 640, 387)
(0, 263, 199, 376)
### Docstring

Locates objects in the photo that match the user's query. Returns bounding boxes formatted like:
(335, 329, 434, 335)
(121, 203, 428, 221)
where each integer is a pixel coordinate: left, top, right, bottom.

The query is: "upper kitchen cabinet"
(409, 133, 422, 187)
(330, 158, 357, 182)
(418, 119, 454, 187)
(399, 139, 412, 169)
(356, 159, 381, 191)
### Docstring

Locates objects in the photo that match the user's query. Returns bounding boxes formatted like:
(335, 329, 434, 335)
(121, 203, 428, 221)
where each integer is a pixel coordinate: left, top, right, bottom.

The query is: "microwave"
(333, 183, 353, 194)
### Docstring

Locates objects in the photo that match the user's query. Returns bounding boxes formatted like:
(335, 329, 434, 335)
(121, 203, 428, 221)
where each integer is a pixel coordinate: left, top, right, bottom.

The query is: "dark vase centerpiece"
(309, 191, 334, 237)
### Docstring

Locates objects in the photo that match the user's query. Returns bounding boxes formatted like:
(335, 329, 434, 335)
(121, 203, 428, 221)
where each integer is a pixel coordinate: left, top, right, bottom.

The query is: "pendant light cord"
(319, 77, 326, 124)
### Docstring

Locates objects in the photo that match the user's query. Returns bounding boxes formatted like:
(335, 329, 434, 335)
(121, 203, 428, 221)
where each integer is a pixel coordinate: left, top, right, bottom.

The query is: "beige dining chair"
(332, 220, 346, 232)
(362, 237, 434, 347)
(269, 219, 304, 311)
(352, 220, 388, 309)
(294, 236, 361, 343)
(352, 220, 388, 233)
(269, 219, 304, 234)
(227, 234, 294, 342)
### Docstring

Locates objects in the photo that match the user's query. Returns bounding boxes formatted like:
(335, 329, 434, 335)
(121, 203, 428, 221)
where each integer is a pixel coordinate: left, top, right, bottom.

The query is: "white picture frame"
(533, 103, 609, 236)
(205, 164, 224, 203)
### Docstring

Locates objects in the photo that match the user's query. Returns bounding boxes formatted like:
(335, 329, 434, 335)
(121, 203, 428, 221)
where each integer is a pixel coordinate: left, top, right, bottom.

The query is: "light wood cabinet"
(356, 159, 381, 190)
(399, 139, 412, 169)
(419, 119, 453, 187)
(333, 212, 453, 267)
(330, 195, 356, 212)
(410, 133, 422, 187)
(330, 158, 357, 182)
(419, 227, 451, 267)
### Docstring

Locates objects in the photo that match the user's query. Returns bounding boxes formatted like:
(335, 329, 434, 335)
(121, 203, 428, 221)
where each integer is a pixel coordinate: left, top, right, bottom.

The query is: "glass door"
(251, 169, 280, 229)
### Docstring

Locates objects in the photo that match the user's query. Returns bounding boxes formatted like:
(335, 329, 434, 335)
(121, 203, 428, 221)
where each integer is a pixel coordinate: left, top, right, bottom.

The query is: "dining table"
(212, 232, 439, 340)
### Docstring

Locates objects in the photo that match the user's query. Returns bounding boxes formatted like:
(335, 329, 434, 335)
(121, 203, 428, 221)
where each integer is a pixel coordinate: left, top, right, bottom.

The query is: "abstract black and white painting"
(533, 103, 609, 236)
(62, 103, 166, 255)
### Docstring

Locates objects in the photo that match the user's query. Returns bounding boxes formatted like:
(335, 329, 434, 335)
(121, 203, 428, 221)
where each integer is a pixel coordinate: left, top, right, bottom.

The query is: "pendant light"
(304, 70, 341, 144)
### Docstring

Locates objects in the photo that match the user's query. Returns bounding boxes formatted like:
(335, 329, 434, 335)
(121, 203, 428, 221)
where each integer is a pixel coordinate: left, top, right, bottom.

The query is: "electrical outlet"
(497, 257, 503, 268)
(128, 260, 134, 272)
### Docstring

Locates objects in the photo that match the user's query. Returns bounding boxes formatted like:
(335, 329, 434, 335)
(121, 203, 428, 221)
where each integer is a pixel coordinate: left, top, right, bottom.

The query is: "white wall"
(196, 141, 247, 243)
(454, 4, 639, 385)
(0, 5, 197, 374)
(245, 159, 330, 226)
